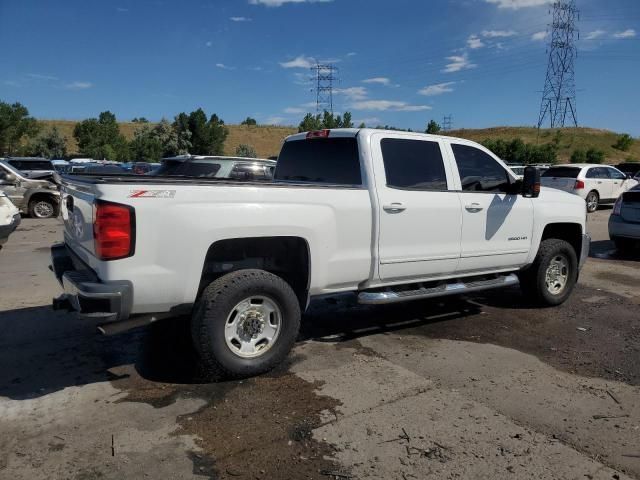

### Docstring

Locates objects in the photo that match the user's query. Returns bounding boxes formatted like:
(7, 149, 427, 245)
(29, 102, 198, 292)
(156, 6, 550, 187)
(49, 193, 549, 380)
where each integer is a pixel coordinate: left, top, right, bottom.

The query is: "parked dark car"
(132, 162, 154, 175)
(609, 184, 640, 253)
(83, 164, 128, 175)
(616, 162, 640, 178)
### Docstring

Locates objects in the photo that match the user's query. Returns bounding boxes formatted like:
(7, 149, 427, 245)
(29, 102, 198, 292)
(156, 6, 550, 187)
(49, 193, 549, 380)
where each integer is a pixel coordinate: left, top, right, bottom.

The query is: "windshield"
(7, 160, 54, 171)
(542, 167, 581, 178)
(0, 161, 28, 179)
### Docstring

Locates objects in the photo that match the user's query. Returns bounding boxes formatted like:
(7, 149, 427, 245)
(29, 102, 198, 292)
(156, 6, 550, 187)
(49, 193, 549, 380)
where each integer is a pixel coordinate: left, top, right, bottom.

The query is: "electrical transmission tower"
(537, 0, 579, 129)
(442, 115, 453, 131)
(311, 64, 338, 114)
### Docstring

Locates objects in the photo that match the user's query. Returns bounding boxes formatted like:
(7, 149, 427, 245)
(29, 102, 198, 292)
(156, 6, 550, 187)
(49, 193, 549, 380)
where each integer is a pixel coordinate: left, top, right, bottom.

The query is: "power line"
(537, 0, 580, 129)
(311, 63, 338, 114)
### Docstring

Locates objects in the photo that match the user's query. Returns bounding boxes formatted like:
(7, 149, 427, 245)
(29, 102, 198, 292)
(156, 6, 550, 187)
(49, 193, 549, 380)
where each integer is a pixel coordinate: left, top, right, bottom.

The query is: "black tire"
(519, 239, 578, 307)
(586, 191, 599, 213)
(191, 269, 301, 380)
(28, 197, 56, 219)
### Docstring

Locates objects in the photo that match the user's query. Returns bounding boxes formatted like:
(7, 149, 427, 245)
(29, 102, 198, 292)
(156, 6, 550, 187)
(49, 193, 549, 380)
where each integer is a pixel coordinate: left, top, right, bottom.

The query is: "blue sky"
(1, 0, 638, 134)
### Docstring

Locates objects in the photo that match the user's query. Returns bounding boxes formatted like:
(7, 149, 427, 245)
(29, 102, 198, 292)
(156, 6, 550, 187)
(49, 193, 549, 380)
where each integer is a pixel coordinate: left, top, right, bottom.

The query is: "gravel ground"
(0, 210, 638, 480)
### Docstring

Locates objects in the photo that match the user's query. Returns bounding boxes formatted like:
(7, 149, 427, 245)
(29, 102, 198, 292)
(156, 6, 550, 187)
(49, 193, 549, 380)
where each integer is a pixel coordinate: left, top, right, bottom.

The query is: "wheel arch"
(540, 222, 583, 260)
(197, 236, 311, 310)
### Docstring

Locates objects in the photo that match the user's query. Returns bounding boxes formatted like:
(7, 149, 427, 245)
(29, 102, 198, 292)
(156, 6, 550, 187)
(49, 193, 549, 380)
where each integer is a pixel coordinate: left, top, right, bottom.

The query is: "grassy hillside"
(444, 126, 639, 165)
(38, 120, 297, 159)
(38, 121, 637, 164)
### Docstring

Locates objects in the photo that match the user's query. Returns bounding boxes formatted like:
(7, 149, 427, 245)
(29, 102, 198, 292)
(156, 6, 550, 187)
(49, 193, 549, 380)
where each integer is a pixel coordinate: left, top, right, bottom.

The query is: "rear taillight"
(574, 180, 585, 190)
(612, 196, 623, 216)
(93, 201, 135, 260)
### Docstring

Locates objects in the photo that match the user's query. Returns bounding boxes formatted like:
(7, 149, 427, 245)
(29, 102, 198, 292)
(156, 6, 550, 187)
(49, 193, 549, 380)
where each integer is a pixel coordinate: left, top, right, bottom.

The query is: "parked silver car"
(0, 161, 60, 218)
(155, 156, 276, 180)
(609, 184, 640, 253)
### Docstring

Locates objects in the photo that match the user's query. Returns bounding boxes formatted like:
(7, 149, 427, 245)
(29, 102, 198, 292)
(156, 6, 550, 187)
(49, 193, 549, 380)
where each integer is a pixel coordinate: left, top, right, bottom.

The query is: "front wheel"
(586, 191, 599, 213)
(191, 269, 301, 380)
(519, 239, 578, 306)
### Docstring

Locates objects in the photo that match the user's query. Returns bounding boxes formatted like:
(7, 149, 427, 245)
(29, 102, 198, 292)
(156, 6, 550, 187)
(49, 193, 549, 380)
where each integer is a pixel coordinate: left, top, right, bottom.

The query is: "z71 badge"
(128, 190, 176, 198)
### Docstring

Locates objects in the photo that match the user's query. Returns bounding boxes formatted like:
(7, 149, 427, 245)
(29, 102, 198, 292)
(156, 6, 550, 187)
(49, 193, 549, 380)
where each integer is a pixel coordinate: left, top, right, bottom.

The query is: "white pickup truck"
(51, 129, 590, 379)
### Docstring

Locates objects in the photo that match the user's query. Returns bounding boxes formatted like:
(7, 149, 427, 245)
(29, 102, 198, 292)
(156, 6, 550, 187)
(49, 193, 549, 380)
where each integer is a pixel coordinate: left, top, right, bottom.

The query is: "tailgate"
(60, 179, 98, 257)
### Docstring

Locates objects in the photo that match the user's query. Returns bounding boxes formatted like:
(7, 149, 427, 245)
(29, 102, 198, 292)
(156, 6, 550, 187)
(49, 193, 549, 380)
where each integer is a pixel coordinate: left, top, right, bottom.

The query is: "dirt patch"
(595, 271, 639, 287)
(176, 372, 343, 480)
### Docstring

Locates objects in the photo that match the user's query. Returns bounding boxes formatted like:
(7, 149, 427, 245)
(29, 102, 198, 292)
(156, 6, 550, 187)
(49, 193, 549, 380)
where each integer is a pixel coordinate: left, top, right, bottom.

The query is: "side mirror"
(522, 166, 540, 198)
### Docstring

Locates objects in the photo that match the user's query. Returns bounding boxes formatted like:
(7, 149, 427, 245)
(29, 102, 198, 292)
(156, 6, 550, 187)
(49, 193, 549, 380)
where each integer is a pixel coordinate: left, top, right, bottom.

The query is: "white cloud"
(354, 117, 381, 126)
(280, 55, 314, 69)
(336, 86, 368, 100)
(284, 107, 306, 114)
(205, 41, 213, 47)
(116, 7, 128, 12)
(347, 52, 357, 57)
(249, 0, 332, 6)
(265, 116, 287, 125)
(66, 81, 93, 90)
(216, 63, 236, 70)
(418, 82, 456, 96)
(485, 0, 550, 9)
(613, 29, 636, 39)
(531, 31, 548, 41)
(3, 80, 21, 87)
(348, 100, 431, 112)
(482, 29, 517, 38)
(443, 53, 476, 73)
(230, 16, 252, 21)
(27, 73, 58, 81)
(467, 35, 485, 49)
(362, 77, 391, 86)
(585, 29, 606, 40)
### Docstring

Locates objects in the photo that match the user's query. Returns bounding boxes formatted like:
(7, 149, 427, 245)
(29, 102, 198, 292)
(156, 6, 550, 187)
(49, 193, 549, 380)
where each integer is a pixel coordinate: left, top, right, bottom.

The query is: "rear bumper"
(50, 243, 132, 322)
(0, 213, 21, 243)
(579, 233, 590, 270)
(609, 215, 640, 240)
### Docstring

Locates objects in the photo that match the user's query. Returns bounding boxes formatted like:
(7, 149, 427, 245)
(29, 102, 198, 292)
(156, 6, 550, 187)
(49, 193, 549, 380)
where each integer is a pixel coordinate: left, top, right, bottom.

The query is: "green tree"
(0, 101, 40, 155)
(297, 111, 354, 132)
(235, 144, 257, 158)
(130, 119, 191, 161)
(570, 148, 587, 164)
(358, 122, 366, 128)
(613, 133, 634, 152)
(132, 117, 149, 123)
(129, 125, 162, 161)
(586, 148, 605, 164)
(425, 120, 441, 134)
(241, 117, 257, 126)
(73, 111, 129, 160)
(173, 109, 228, 155)
(27, 126, 67, 158)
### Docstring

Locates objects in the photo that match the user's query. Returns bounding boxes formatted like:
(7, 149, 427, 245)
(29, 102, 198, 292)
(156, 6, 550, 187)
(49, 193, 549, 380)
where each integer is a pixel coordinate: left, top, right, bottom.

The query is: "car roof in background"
(162, 155, 276, 164)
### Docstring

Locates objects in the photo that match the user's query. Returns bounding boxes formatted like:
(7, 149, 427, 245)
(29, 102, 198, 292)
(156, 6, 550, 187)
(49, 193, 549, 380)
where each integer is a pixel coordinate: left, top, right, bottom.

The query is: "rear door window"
(275, 137, 361, 185)
(543, 167, 580, 178)
(380, 138, 448, 190)
(608, 168, 627, 180)
(451, 144, 510, 192)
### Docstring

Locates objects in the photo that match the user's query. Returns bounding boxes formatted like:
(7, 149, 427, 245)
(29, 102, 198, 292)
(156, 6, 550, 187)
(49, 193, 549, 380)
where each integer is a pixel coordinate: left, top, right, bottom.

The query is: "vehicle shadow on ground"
(0, 291, 538, 398)
(590, 239, 640, 262)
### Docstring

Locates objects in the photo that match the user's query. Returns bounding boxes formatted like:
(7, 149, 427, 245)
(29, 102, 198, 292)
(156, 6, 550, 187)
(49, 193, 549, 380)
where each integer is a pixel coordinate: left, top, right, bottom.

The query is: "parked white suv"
(541, 164, 638, 213)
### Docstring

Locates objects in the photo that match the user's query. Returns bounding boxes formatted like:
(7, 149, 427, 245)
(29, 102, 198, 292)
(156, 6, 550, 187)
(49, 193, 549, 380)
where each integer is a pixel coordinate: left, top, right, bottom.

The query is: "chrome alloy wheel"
(586, 193, 598, 213)
(545, 254, 569, 295)
(224, 296, 282, 358)
(33, 201, 54, 218)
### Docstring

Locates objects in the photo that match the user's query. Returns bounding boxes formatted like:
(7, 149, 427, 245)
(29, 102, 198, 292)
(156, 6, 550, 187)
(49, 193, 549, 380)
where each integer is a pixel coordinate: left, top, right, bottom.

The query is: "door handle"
(465, 203, 484, 212)
(383, 202, 406, 213)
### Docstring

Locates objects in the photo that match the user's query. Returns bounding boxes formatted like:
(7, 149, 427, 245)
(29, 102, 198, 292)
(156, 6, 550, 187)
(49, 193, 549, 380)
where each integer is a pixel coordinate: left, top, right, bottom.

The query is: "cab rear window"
(275, 137, 361, 186)
(542, 167, 580, 178)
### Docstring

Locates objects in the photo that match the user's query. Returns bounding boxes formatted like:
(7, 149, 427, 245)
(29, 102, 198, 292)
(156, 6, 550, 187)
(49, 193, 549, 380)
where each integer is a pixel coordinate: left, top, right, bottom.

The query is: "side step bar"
(358, 273, 519, 305)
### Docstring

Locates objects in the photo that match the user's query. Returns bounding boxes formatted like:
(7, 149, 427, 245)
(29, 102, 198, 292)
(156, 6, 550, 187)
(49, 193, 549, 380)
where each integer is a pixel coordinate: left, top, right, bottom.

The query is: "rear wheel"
(586, 191, 599, 213)
(191, 269, 301, 380)
(519, 239, 578, 306)
(29, 197, 56, 219)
